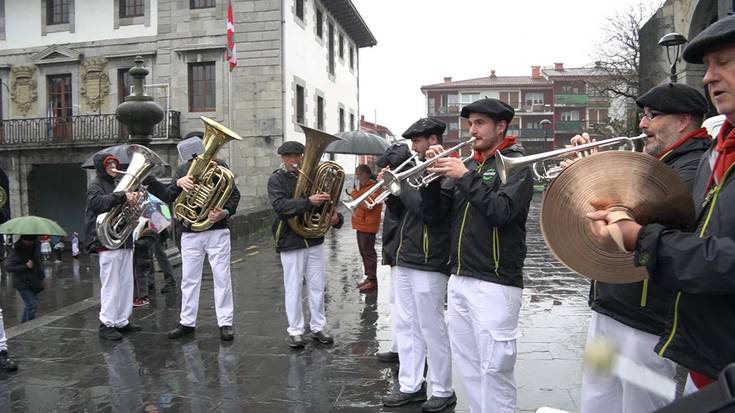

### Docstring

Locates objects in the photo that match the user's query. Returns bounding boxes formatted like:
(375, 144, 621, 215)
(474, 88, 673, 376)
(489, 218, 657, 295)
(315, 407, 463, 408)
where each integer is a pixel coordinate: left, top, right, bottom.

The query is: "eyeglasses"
(641, 111, 668, 121)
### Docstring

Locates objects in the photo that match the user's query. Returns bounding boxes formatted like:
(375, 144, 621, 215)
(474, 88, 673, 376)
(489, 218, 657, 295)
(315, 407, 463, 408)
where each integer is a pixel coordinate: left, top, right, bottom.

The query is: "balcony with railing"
(0, 111, 181, 148)
(556, 120, 584, 132)
(518, 128, 548, 140)
(555, 94, 588, 106)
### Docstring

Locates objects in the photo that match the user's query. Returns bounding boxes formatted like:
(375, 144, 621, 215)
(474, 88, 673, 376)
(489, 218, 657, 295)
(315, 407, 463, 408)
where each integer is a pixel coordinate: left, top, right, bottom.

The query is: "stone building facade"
(0, 0, 375, 237)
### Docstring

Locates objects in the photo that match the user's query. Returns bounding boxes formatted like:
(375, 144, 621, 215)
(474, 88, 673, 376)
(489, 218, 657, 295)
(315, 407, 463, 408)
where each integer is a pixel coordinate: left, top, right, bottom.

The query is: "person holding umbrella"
(5, 235, 46, 322)
(85, 153, 143, 341)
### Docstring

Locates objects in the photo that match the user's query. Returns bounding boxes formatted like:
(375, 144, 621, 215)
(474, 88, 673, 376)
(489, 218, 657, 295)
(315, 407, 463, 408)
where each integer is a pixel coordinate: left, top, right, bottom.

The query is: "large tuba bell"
(287, 125, 345, 238)
(96, 145, 165, 249)
(173, 116, 242, 232)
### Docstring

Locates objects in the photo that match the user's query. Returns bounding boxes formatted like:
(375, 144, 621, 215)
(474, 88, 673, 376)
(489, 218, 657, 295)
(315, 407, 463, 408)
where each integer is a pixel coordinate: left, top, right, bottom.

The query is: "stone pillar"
(115, 56, 164, 145)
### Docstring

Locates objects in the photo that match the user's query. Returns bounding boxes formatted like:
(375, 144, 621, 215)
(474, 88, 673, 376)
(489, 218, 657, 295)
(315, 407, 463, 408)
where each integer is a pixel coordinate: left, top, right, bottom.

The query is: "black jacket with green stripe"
(635, 130, 735, 379)
(391, 179, 451, 275)
(590, 137, 711, 336)
(421, 144, 533, 287)
(268, 168, 343, 253)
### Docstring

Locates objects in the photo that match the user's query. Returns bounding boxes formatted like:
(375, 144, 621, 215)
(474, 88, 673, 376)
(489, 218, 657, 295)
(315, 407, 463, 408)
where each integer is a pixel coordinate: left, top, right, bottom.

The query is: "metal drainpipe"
(280, 0, 287, 149)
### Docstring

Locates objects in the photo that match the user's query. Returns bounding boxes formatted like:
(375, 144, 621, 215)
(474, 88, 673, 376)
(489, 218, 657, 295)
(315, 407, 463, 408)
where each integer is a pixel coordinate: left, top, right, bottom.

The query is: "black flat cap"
(460, 98, 514, 122)
(636, 83, 708, 115)
(277, 141, 305, 155)
(376, 143, 412, 169)
(402, 117, 446, 139)
(683, 14, 735, 64)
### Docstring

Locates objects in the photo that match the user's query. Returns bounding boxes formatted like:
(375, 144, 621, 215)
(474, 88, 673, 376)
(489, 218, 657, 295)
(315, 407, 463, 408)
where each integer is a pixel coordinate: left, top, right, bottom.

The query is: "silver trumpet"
(342, 153, 419, 212)
(497, 134, 647, 184)
(383, 137, 477, 196)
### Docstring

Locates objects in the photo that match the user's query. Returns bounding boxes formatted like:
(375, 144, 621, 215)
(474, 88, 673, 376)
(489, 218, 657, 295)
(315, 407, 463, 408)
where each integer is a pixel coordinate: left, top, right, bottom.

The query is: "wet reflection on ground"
(0, 193, 589, 412)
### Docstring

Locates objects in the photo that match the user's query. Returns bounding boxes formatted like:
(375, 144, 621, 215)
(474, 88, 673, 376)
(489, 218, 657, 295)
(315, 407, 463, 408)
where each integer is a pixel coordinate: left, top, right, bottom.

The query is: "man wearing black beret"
(381, 118, 456, 412)
(267, 140, 343, 349)
(587, 12, 735, 396)
(420, 98, 533, 412)
(573, 82, 711, 412)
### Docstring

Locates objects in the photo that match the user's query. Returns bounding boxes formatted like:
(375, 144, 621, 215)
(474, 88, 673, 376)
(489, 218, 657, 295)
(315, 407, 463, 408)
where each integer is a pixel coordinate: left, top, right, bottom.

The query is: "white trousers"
(394, 266, 453, 397)
(447, 275, 522, 413)
(180, 229, 234, 327)
(280, 244, 326, 336)
(581, 311, 677, 413)
(99, 249, 134, 328)
(390, 266, 398, 353)
(0, 308, 6, 352)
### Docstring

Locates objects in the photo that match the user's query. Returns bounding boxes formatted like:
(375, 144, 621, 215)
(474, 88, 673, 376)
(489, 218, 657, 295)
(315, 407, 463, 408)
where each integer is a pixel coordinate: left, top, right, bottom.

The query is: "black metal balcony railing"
(0, 111, 181, 146)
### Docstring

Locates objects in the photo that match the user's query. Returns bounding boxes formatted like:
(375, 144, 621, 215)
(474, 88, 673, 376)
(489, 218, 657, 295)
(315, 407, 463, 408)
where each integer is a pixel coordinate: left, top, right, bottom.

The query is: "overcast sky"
(351, 0, 656, 136)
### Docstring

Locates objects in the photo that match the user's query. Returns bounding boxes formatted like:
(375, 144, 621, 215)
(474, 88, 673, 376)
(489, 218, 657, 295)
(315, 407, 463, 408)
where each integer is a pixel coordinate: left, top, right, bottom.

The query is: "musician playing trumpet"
(85, 154, 144, 341)
(421, 99, 533, 413)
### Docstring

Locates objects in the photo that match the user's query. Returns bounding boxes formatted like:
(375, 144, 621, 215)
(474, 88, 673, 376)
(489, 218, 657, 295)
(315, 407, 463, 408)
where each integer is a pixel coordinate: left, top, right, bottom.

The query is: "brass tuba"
(287, 125, 345, 238)
(96, 144, 165, 249)
(174, 116, 242, 232)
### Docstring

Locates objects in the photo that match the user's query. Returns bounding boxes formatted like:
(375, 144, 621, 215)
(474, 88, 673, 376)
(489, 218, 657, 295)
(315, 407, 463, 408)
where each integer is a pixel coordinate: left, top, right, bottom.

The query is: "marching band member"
(146, 136, 241, 341)
(575, 83, 710, 412)
(587, 14, 735, 395)
(268, 141, 343, 349)
(85, 154, 142, 341)
(350, 164, 383, 293)
(381, 118, 455, 412)
(422, 98, 534, 413)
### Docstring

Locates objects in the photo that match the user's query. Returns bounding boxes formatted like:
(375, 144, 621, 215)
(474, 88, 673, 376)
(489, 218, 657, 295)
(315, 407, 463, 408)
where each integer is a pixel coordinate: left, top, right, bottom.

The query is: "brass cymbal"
(540, 151, 695, 284)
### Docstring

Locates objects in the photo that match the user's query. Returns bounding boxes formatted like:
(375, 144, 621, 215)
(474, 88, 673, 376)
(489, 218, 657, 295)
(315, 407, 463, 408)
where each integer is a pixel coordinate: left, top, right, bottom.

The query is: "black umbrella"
(80, 144, 132, 169)
(324, 130, 391, 156)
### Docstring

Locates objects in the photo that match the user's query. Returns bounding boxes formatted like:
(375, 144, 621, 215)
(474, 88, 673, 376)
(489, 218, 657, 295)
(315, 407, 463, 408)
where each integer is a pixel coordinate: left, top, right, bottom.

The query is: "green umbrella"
(0, 216, 67, 236)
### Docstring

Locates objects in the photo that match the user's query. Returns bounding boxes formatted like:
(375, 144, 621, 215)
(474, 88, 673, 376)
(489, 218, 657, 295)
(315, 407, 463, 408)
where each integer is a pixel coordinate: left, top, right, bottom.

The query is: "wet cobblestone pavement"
(0, 192, 590, 412)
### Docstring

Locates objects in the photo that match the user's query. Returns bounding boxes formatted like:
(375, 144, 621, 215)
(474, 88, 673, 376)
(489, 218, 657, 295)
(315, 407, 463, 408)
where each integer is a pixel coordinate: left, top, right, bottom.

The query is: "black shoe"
(161, 283, 176, 294)
(310, 330, 334, 345)
(99, 324, 123, 341)
(168, 324, 195, 339)
(288, 334, 305, 349)
(376, 351, 400, 363)
(219, 326, 234, 341)
(383, 384, 427, 407)
(0, 350, 18, 372)
(421, 393, 457, 412)
(116, 323, 142, 333)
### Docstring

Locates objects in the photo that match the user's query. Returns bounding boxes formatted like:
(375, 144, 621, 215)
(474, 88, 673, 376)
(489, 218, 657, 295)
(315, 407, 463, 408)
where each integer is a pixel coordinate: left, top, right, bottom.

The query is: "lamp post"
(658, 32, 688, 83)
(540, 118, 552, 152)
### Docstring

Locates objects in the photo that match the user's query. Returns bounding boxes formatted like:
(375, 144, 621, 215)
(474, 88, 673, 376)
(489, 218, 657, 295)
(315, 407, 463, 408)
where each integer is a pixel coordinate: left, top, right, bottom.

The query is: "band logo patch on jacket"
(482, 168, 497, 182)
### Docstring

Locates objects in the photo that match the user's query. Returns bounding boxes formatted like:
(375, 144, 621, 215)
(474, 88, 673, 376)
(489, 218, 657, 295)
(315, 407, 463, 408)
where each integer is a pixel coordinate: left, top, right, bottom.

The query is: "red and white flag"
(226, 1, 237, 71)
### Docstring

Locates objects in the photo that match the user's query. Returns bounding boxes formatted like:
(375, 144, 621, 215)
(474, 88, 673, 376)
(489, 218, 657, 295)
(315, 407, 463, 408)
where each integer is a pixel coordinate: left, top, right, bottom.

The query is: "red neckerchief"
(658, 127, 710, 161)
(472, 137, 517, 163)
(705, 120, 735, 192)
(690, 370, 716, 389)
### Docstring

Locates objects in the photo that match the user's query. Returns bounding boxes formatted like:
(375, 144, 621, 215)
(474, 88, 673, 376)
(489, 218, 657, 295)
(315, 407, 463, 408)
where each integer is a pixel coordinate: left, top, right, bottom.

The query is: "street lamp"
(658, 32, 688, 83)
(540, 119, 552, 151)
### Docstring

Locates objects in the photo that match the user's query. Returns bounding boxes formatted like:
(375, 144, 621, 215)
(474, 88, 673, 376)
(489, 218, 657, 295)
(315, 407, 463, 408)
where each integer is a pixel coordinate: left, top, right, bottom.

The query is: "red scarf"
(658, 127, 710, 161)
(472, 137, 517, 163)
(690, 370, 715, 389)
(706, 120, 735, 191)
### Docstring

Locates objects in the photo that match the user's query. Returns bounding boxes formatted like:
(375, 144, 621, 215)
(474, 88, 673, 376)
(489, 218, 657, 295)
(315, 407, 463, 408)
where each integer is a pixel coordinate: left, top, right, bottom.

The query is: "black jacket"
(635, 125, 735, 379)
(6, 240, 45, 292)
(421, 144, 534, 287)
(146, 161, 240, 233)
(381, 194, 404, 266)
(84, 153, 131, 252)
(590, 135, 711, 335)
(392, 179, 451, 274)
(267, 168, 343, 253)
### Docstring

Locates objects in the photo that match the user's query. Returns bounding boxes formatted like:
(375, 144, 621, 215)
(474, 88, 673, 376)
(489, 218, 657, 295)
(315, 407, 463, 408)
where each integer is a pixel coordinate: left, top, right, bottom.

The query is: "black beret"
(376, 143, 412, 169)
(636, 83, 708, 115)
(402, 117, 446, 139)
(683, 14, 735, 64)
(277, 141, 305, 155)
(460, 98, 514, 122)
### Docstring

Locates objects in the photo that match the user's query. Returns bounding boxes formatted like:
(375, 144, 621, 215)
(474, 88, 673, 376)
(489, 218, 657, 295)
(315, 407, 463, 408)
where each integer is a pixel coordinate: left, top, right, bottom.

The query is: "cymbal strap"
(606, 208, 633, 252)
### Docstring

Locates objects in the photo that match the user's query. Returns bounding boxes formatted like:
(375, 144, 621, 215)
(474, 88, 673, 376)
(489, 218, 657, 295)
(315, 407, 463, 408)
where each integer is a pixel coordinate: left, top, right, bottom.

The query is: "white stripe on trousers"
(394, 266, 453, 397)
(99, 249, 134, 328)
(180, 229, 234, 327)
(279, 243, 326, 336)
(447, 275, 522, 413)
(581, 311, 677, 413)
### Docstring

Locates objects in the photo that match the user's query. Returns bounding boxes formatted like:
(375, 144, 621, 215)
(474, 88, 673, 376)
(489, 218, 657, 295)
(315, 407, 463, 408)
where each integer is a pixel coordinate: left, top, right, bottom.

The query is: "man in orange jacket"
(351, 164, 383, 292)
